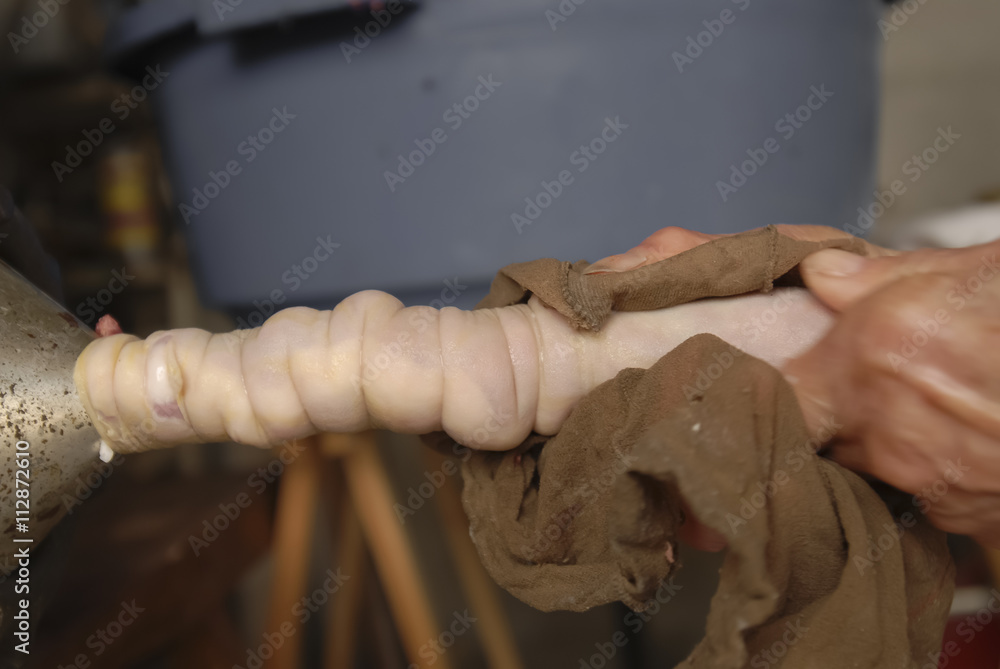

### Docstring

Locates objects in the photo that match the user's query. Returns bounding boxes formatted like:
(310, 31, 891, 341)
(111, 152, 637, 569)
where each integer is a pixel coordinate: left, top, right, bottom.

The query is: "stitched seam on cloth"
(561, 262, 584, 326)
(562, 261, 601, 330)
(763, 224, 778, 293)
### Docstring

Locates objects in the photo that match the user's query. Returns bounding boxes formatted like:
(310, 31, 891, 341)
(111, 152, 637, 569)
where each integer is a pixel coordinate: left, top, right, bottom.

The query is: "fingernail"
(803, 249, 868, 278)
(583, 250, 647, 275)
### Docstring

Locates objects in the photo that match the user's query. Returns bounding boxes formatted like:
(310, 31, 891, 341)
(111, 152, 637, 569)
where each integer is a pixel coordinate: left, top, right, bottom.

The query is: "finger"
(919, 485, 1000, 548)
(815, 364, 1000, 548)
(828, 386, 996, 495)
(832, 425, 1000, 549)
(935, 494, 1000, 549)
(801, 239, 999, 313)
(95, 314, 123, 337)
(783, 272, 954, 443)
(583, 227, 720, 274)
(677, 501, 727, 552)
(899, 362, 1000, 444)
(797, 264, 1000, 447)
(789, 270, 1000, 487)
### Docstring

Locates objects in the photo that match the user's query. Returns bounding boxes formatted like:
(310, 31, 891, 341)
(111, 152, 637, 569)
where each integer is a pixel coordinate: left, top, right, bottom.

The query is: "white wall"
(874, 0, 1000, 241)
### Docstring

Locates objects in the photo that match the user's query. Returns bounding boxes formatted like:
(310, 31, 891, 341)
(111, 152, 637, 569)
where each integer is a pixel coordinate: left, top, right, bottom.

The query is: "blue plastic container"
(106, 0, 883, 313)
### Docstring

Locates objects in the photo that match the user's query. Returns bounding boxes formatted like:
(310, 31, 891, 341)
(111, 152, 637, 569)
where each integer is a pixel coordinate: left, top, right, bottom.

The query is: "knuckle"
(848, 273, 955, 368)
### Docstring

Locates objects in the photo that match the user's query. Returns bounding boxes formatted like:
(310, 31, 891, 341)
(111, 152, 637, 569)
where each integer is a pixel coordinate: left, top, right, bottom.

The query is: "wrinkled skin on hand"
(591, 225, 1000, 548)
(789, 240, 1000, 548)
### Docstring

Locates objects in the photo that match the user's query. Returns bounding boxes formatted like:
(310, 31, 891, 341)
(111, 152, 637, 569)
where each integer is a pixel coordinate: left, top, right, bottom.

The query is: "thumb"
(800, 246, 973, 312)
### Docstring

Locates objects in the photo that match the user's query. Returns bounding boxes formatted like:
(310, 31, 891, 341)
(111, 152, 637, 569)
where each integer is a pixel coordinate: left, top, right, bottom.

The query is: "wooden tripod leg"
(323, 459, 367, 669)
(364, 557, 408, 669)
(342, 432, 451, 669)
(425, 448, 524, 669)
(265, 436, 322, 669)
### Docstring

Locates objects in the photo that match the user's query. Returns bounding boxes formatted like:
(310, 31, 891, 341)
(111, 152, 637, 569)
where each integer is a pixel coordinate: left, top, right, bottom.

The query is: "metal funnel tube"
(0, 260, 104, 573)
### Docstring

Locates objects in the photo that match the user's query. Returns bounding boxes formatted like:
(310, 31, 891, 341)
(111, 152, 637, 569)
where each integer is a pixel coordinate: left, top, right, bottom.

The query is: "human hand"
(586, 224, 894, 550)
(784, 238, 1000, 547)
(585, 225, 997, 550)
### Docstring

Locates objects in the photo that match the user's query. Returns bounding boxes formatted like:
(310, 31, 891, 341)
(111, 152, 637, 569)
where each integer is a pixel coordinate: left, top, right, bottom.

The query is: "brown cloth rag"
(425, 226, 955, 668)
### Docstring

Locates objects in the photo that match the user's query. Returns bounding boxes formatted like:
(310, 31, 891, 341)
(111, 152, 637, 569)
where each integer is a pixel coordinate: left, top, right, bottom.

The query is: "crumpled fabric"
(424, 226, 954, 668)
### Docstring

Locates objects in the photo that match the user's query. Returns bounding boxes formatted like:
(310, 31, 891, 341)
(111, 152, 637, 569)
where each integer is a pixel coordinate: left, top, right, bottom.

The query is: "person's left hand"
(583, 224, 893, 274)
(593, 223, 1000, 548)
(587, 225, 895, 549)
(785, 238, 1000, 547)
(589, 225, 931, 551)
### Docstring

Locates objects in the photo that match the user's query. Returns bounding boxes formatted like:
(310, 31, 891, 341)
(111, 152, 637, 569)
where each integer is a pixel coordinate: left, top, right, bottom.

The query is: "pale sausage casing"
(74, 287, 833, 454)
